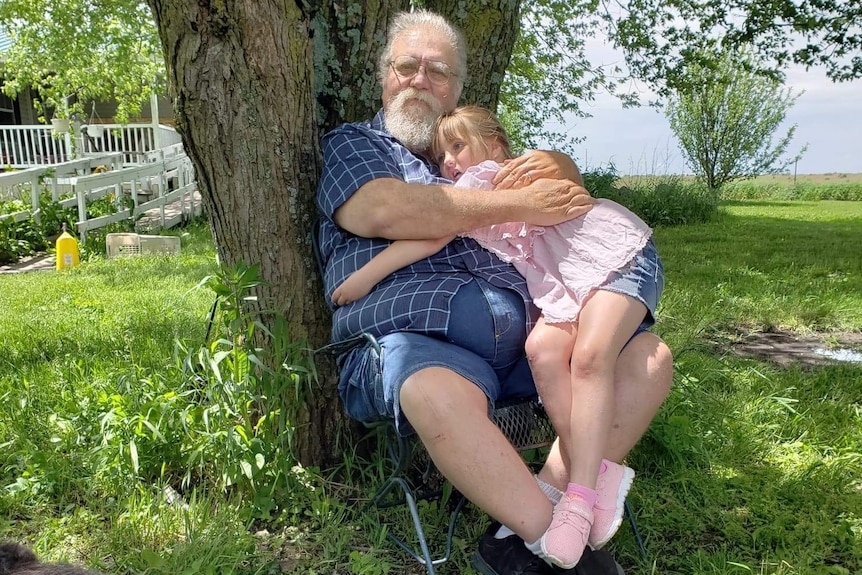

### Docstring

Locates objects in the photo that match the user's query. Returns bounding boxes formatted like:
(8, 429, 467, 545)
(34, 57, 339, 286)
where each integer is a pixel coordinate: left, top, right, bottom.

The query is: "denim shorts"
(600, 237, 664, 333)
(336, 279, 538, 435)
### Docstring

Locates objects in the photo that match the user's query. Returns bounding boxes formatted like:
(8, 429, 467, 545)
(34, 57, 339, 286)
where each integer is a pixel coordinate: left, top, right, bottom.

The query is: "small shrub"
(583, 167, 719, 227)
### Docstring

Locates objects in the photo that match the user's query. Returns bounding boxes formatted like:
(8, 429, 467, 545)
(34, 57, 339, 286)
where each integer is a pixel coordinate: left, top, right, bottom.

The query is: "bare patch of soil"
(728, 328, 862, 367)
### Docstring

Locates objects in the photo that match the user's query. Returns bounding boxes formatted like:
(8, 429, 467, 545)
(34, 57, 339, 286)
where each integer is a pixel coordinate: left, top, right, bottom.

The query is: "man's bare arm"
(334, 177, 593, 240)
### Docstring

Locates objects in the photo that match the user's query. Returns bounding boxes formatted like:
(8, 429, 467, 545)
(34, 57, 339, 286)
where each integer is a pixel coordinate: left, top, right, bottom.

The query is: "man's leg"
(537, 330, 673, 489)
(399, 366, 554, 544)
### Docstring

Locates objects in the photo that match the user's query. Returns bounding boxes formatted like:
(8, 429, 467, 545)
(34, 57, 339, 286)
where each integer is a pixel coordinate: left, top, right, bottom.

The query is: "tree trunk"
(314, 0, 410, 127)
(146, 0, 345, 465)
(429, 0, 521, 111)
(146, 0, 523, 468)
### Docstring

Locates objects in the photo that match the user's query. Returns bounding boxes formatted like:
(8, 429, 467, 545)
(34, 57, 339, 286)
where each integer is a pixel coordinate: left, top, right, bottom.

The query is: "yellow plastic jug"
(56, 223, 80, 270)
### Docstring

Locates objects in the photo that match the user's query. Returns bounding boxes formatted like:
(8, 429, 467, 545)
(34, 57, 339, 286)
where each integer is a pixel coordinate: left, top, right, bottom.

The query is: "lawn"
(0, 202, 860, 575)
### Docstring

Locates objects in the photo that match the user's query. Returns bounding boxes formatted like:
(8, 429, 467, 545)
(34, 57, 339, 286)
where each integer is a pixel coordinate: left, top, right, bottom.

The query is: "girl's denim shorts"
(600, 237, 664, 333)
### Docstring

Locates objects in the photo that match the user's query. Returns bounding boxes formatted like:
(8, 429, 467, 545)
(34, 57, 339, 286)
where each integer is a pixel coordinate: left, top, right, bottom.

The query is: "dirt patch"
(728, 329, 862, 367)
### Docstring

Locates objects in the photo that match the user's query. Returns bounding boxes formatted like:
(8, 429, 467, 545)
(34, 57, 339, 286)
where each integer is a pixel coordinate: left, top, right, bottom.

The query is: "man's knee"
(618, 331, 674, 391)
(400, 367, 489, 423)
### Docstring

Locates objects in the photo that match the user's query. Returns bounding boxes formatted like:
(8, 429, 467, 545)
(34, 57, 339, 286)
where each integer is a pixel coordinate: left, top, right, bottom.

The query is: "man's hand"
(519, 178, 595, 226)
(493, 150, 584, 189)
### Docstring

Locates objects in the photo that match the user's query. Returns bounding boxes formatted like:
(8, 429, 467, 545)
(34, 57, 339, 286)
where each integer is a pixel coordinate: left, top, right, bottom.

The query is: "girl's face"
(435, 133, 505, 181)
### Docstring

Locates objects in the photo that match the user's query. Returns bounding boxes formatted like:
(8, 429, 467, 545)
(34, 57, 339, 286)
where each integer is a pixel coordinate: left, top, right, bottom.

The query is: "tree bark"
(146, 0, 523, 468)
(146, 0, 344, 465)
(314, 0, 410, 127)
(428, 0, 521, 111)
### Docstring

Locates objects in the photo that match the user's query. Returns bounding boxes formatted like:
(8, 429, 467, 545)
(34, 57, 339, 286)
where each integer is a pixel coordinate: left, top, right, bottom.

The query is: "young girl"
(331, 105, 664, 569)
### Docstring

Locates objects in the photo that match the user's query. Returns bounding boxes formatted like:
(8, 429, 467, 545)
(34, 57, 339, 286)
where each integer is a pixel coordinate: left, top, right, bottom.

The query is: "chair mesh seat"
(492, 399, 555, 451)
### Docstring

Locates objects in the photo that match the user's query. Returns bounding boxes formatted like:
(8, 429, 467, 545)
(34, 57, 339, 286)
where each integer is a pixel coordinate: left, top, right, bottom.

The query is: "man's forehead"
(391, 28, 456, 64)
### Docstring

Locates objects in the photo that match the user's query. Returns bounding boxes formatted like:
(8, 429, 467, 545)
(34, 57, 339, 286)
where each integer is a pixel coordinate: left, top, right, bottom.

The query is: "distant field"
(621, 172, 862, 184)
(618, 172, 862, 201)
(741, 172, 862, 184)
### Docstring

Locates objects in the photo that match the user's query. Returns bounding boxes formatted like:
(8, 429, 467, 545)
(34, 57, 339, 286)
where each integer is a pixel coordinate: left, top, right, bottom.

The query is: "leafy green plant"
(584, 166, 719, 227)
(85, 261, 321, 521)
(0, 216, 48, 263)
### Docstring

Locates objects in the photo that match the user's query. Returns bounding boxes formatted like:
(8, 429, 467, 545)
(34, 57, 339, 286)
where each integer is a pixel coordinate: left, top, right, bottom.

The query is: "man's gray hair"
(377, 9, 467, 91)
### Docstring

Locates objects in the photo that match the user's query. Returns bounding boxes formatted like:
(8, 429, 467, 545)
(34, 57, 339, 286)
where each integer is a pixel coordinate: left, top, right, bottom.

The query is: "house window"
(0, 92, 17, 125)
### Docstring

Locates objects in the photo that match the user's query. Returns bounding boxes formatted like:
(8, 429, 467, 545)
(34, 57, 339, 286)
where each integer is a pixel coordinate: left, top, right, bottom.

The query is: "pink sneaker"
(540, 493, 594, 569)
(589, 460, 635, 548)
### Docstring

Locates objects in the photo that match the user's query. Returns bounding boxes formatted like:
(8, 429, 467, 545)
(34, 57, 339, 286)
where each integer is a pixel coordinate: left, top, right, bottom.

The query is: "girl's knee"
(525, 324, 572, 368)
(570, 340, 615, 380)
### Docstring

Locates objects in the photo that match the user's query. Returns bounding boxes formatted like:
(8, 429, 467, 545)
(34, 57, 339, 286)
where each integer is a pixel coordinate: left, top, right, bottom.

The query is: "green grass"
(1, 204, 861, 575)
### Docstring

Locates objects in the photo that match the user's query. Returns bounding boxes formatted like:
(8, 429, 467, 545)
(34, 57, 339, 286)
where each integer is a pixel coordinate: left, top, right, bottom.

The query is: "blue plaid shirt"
(316, 109, 532, 343)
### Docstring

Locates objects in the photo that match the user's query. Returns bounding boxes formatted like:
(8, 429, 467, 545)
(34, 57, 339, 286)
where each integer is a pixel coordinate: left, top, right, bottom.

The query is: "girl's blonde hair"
(431, 105, 514, 164)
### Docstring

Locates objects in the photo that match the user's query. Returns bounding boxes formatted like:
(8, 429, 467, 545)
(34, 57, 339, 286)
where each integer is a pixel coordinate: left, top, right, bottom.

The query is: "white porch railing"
(0, 154, 125, 221)
(0, 149, 200, 241)
(0, 125, 73, 168)
(0, 123, 182, 168)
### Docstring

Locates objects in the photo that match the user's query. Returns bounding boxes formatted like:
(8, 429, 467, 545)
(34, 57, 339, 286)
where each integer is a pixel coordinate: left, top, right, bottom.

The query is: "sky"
(541, 39, 862, 176)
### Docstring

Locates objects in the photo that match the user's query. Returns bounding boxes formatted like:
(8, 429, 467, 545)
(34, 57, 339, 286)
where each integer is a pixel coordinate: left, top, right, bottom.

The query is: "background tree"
(665, 50, 807, 191)
(0, 0, 162, 122)
(608, 0, 862, 91)
(497, 0, 636, 154)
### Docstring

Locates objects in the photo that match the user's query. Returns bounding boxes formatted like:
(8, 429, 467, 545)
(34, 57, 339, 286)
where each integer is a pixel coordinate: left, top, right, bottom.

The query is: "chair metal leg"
(385, 477, 437, 574)
(368, 476, 468, 574)
(624, 499, 647, 560)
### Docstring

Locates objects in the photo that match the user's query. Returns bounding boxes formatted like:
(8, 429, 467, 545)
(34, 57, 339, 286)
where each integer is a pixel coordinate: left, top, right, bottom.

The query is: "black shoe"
(471, 522, 625, 575)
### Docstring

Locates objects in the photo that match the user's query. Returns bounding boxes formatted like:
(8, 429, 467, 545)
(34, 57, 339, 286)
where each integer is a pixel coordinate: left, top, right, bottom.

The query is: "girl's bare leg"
(525, 317, 577, 474)
(565, 291, 647, 487)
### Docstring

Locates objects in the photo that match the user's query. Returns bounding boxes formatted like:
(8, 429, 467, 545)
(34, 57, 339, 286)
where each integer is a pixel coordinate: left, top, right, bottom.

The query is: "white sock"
(494, 476, 563, 541)
(536, 474, 563, 505)
(524, 536, 551, 560)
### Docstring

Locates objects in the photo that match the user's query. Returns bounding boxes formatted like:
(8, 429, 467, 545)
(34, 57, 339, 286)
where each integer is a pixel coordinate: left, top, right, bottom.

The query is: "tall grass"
(584, 166, 719, 227)
(721, 180, 862, 201)
(1, 203, 860, 575)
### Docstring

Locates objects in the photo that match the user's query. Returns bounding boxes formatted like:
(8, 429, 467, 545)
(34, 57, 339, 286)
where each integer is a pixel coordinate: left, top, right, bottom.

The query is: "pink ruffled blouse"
(459, 160, 652, 323)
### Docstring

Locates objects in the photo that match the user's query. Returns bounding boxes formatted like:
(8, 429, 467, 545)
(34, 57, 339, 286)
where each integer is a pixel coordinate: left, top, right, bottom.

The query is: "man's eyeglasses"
(389, 55, 455, 86)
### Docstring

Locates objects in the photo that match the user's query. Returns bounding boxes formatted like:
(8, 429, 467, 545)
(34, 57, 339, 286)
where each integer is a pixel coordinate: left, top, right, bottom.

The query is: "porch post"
(151, 91, 161, 151)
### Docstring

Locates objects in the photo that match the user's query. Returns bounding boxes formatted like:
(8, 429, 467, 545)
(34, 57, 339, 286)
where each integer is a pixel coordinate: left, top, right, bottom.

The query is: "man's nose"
(410, 65, 432, 89)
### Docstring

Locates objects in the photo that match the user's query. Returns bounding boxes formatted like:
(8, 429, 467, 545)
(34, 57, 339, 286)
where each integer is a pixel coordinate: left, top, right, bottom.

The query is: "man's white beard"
(384, 89, 443, 153)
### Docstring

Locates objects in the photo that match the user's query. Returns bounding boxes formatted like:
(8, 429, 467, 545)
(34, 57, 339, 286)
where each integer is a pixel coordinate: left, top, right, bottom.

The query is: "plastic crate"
(106, 233, 141, 258)
(106, 233, 180, 258)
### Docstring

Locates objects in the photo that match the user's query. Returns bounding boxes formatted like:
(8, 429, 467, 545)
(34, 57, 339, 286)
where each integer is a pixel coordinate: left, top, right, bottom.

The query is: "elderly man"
(316, 9, 672, 575)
